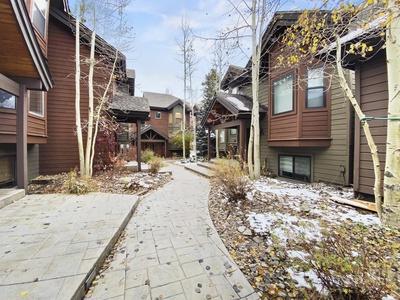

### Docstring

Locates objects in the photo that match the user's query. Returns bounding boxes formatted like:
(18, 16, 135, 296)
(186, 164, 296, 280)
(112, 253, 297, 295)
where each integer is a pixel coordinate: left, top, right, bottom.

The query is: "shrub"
(212, 159, 250, 202)
(292, 222, 399, 299)
(141, 149, 154, 163)
(64, 168, 95, 195)
(148, 156, 165, 174)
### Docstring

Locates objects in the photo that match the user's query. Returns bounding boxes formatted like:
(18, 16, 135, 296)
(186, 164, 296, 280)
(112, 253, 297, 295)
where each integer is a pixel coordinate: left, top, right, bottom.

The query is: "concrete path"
(91, 163, 259, 300)
(0, 193, 139, 300)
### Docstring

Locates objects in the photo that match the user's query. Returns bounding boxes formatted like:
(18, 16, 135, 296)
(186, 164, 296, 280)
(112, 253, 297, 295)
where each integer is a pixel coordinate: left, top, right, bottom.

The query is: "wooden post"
(16, 85, 28, 192)
(137, 120, 142, 172)
(207, 127, 211, 161)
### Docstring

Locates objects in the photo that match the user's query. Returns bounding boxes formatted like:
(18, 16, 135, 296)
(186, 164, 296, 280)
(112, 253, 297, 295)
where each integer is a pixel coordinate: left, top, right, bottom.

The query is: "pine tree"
(196, 69, 219, 158)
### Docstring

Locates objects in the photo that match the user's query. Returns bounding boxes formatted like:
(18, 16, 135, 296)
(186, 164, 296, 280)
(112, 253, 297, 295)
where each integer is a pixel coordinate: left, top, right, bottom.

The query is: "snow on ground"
(246, 177, 380, 245)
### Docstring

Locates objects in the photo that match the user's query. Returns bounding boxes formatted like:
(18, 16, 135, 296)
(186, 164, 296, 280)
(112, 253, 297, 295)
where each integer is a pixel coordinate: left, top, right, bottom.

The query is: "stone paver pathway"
(91, 163, 259, 300)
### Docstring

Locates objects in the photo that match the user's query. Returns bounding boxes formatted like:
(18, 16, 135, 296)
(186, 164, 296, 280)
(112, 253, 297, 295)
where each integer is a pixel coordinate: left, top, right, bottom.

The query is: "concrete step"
(183, 163, 214, 178)
(0, 188, 25, 210)
(197, 161, 216, 170)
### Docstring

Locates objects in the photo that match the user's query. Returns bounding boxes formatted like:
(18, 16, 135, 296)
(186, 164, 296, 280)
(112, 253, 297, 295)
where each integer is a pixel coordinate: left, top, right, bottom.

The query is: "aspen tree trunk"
(85, 30, 96, 177)
(75, 17, 85, 175)
(383, 0, 400, 228)
(248, 0, 265, 180)
(89, 52, 119, 175)
(336, 37, 383, 219)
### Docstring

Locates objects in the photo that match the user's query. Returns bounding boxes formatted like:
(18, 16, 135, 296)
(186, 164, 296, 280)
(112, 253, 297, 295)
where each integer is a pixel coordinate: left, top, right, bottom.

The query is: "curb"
(71, 196, 142, 300)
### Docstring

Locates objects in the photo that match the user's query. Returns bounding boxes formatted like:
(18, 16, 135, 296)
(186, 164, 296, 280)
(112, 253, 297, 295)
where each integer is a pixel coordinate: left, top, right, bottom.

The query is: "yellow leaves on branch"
(347, 42, 374, 57)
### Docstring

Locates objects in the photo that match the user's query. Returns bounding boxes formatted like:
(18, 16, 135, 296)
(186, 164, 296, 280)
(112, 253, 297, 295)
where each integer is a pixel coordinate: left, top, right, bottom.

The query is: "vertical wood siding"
(354, 52, 387, 196)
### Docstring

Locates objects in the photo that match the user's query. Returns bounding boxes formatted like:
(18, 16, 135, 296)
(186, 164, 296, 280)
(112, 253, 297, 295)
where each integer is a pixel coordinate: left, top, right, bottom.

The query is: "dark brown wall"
(147, 109, 169, 135)
(354, 51, 387, 196)
(40, 16, 111, 175)
(268, 43, 331, 146)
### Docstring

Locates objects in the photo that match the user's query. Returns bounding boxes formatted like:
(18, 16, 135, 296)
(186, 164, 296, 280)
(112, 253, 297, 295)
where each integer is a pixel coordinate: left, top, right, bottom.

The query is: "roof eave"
(11, 0, 54, 91)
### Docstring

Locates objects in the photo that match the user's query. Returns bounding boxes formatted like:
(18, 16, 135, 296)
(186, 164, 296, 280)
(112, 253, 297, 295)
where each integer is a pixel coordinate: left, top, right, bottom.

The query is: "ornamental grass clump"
(141, 149, 154, 163)
(64, 168, 96, 195)
(148, 156, 165, 174)
(212, 159, 250, 203)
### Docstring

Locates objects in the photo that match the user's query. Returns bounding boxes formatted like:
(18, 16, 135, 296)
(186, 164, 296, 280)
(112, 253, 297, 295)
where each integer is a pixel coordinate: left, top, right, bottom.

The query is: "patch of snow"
(287, 268, 324, 293)
(287, 250, 309, 261)
(226, 96, 250, 111)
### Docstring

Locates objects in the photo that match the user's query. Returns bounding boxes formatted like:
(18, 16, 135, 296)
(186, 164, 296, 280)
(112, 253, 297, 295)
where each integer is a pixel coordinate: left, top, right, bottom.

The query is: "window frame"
(278, 154, 311, 182)
(29, 90, 44, 117)
(155, 111, 161, 119)
(306, 66, 326, 109)
(0, 89, 16, 110)
(272, 72, 294, 115)
(32, 0, 48, 37)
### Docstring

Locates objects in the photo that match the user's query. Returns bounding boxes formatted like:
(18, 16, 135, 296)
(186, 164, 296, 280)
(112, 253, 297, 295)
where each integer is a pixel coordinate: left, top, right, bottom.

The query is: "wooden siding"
(28, 144, 39, 180)
(40, 16, 111, 175)
(0, 109, 17, 135)
(27, 114, 46, 137)
(354, 52, 387, 196)
(264, 73, 353, 186)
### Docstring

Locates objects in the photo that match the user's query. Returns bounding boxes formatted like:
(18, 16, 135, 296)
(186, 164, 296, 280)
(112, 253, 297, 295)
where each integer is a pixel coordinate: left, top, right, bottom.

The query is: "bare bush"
(212, 159, 250, 203)
(148, 157, 165, 174)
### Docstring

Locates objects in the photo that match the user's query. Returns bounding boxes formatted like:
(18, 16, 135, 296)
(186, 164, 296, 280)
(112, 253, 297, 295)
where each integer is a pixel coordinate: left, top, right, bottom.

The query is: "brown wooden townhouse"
(203, 11, 355, 186)
(135, 91, 192, 157)
(40, 0, 149, 175)
(0, 0, 54, 191)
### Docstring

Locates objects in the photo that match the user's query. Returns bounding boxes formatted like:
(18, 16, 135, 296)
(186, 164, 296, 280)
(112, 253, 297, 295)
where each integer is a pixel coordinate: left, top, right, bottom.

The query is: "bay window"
(0, 90, 16, 110)
(29, 90, 44, 116)
(33, 0, 48, 37)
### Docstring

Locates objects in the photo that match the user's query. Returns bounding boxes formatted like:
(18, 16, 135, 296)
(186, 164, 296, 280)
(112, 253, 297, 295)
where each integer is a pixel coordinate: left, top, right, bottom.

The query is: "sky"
(67, 0, 329, 103)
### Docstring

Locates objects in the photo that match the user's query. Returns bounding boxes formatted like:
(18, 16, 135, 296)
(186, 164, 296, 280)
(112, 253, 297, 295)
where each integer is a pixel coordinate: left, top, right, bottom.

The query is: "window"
(0, 90, 16, 110)
(273, 73, 293, 114)
(219, 130, 225, 143)
(155, 111, 161, 119)
(175, 112, 182, 124)
(33, 0, 48, 37)
(279, 155, 311, 182)
(307, 66, 325, 108)
(29, 91, 44, 116)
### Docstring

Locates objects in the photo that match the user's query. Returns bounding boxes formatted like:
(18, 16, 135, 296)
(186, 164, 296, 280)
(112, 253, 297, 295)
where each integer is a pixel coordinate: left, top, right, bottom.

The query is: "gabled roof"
(131, 125, 169, 141)
(201, 92, 267, 126)
(221, 11, 328, 90)
(143, 91, 192, 111)
(220, 65, 251, 91)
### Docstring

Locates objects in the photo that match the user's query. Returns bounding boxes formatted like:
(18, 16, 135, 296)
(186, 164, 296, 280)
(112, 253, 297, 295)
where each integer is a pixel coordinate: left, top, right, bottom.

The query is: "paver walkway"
(0, 193, 139, 300)
(91, 163, 259, 300)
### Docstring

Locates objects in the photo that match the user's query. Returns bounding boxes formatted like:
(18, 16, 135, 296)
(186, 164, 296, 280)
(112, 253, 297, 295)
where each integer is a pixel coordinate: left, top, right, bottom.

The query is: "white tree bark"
(336, 37, 383, 219)
(248, 0, 265, 180)
(75, 16, 85, 175)
(85, 30, 96, 177)
(383, 0, 400, 228)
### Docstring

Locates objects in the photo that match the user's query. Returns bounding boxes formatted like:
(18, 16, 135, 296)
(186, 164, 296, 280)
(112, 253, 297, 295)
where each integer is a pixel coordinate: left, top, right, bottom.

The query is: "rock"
(252, 236, 263, 244)
(243, 229, 253, 236)
(237, 226, 246, 233)
(300, 203, 311, 213)
(278, 291, 287, 298)
(195, 288, 201, 293)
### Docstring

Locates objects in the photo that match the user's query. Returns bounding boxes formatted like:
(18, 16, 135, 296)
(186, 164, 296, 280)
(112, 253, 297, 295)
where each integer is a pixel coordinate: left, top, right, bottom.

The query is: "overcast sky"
(67, 0, 327, 102)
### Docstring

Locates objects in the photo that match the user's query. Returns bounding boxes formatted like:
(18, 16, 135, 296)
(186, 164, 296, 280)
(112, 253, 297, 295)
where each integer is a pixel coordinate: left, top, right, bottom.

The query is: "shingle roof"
(109, 92, 149, 113)
(143, 91, 192, 111)
(216, 92, 267, 114)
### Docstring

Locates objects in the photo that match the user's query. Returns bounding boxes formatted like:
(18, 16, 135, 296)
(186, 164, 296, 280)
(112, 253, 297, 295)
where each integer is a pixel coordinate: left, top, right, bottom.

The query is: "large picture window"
(307, 66, 325, 108)
(0, 90, 16, 110)
(273, 73, 293, 115)
(33, 0, 48, 37)
(29, 91, 44, 116)
(279, 155, 311, 182)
